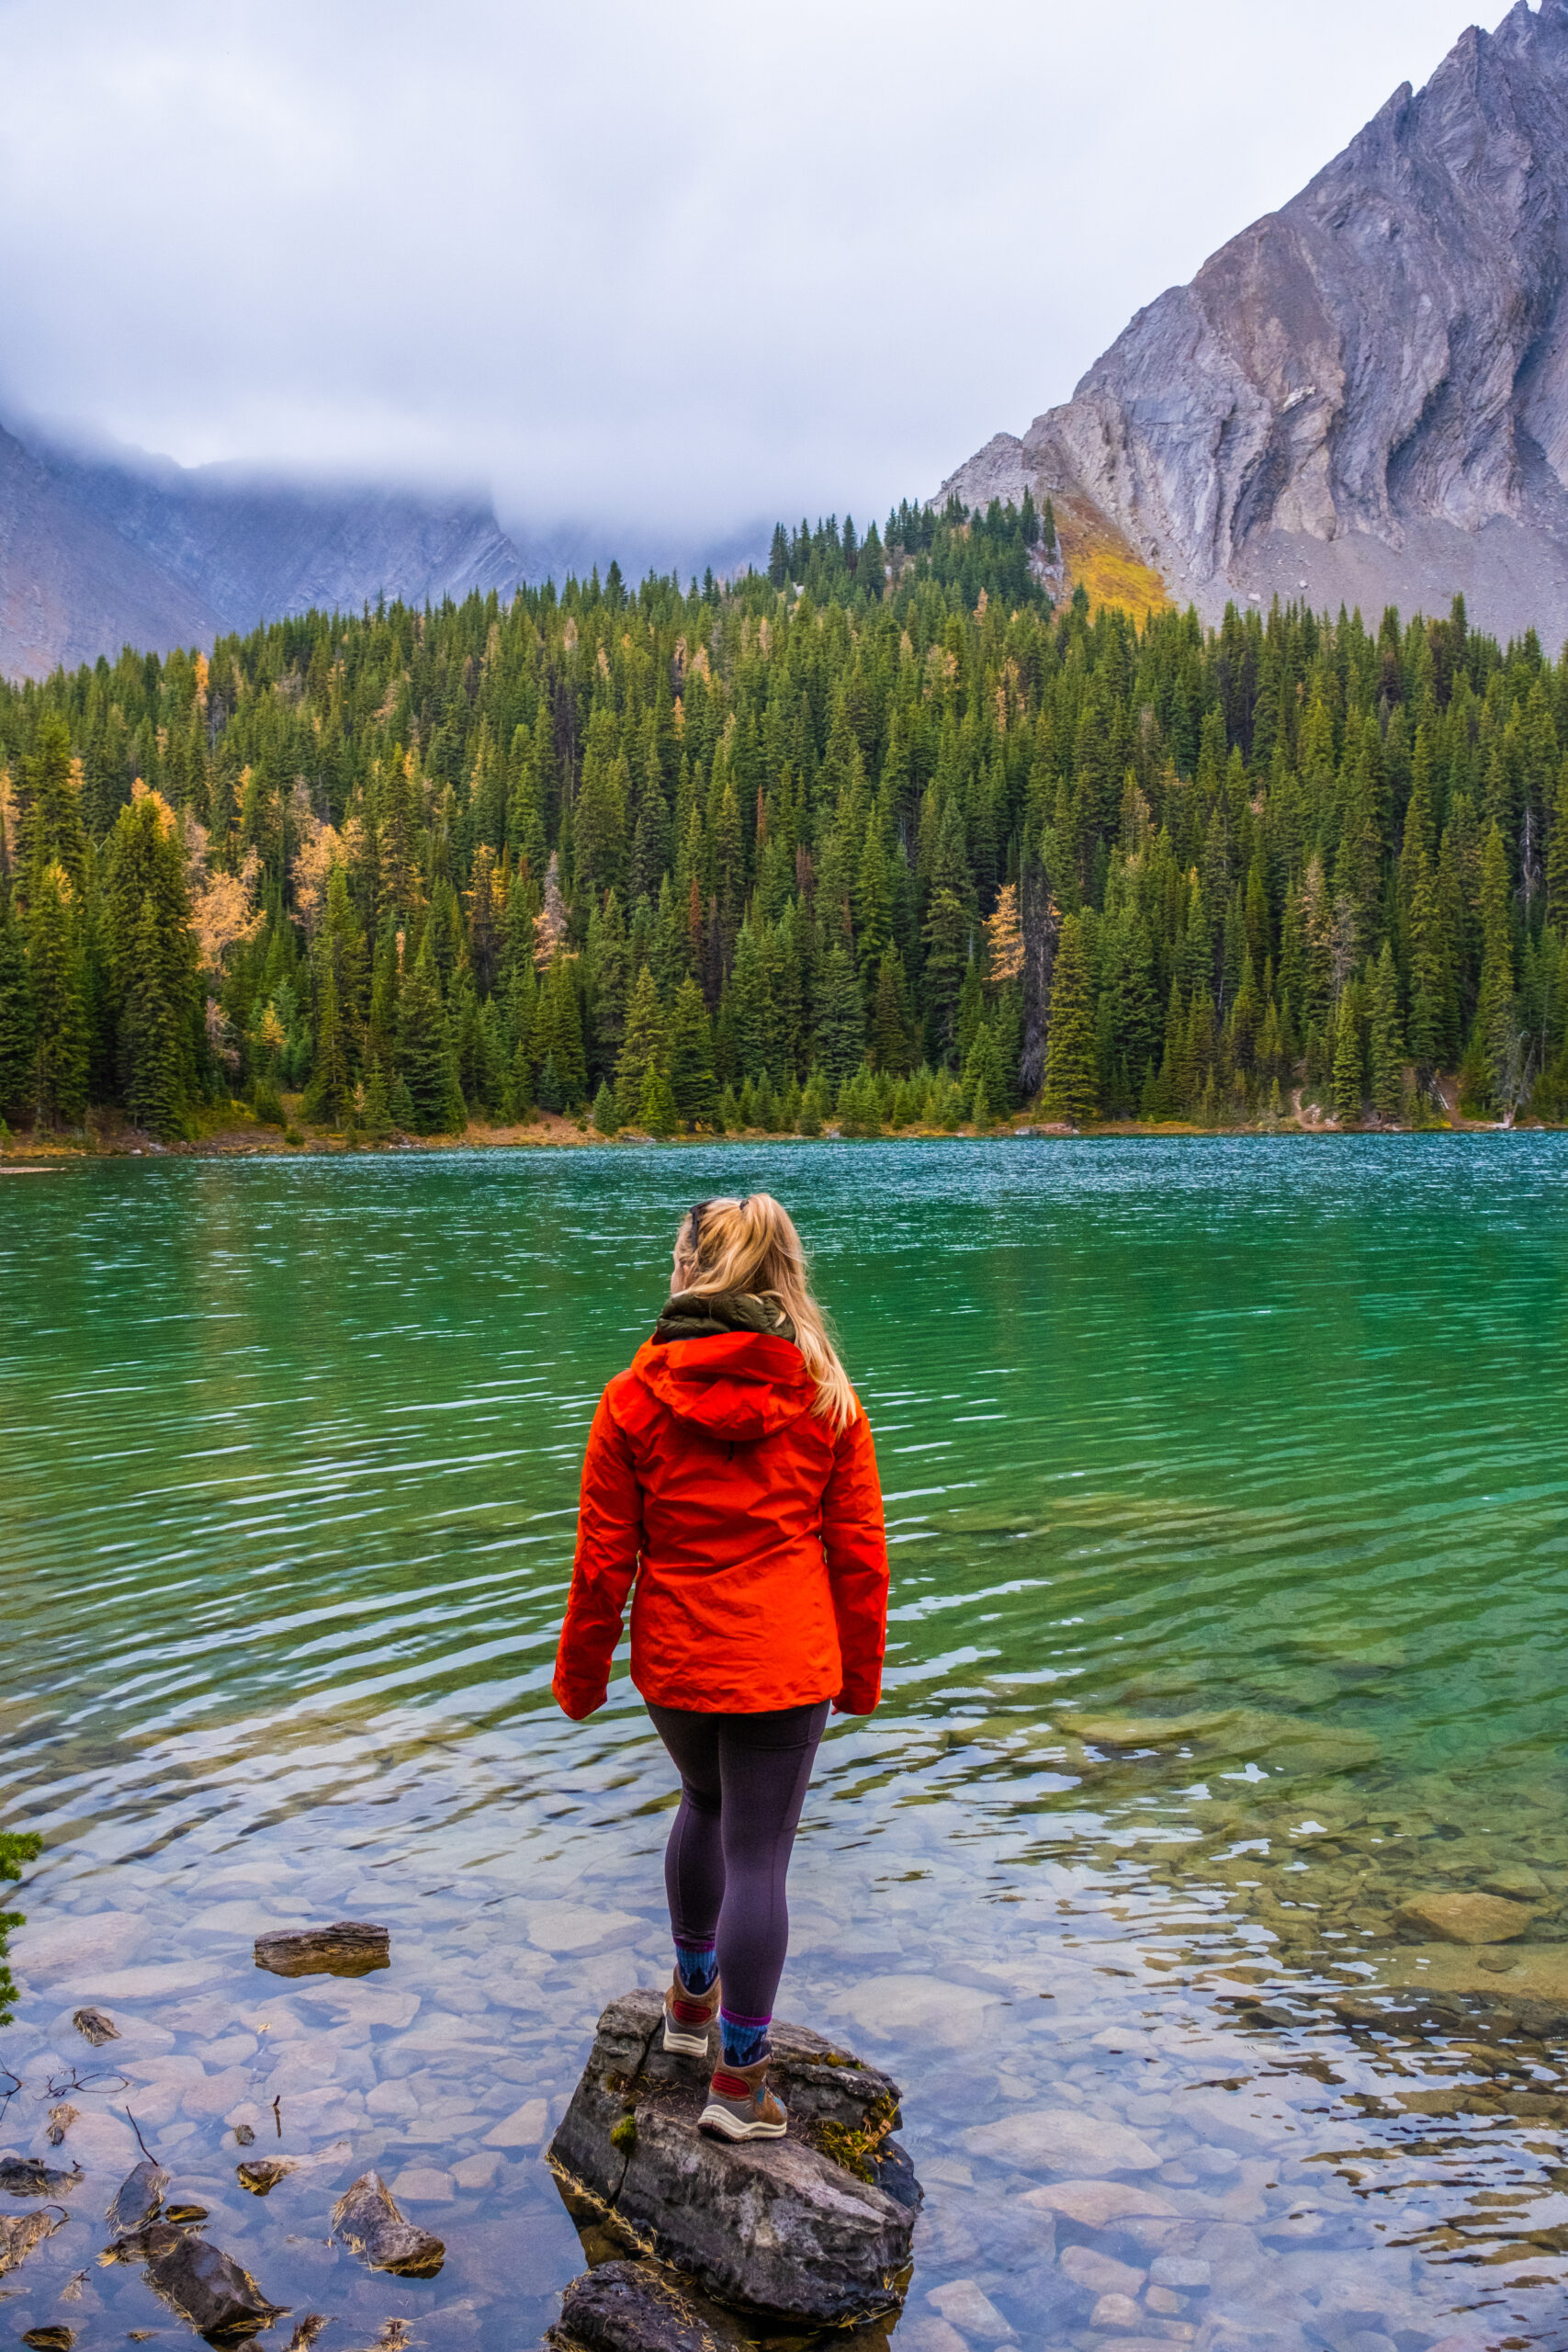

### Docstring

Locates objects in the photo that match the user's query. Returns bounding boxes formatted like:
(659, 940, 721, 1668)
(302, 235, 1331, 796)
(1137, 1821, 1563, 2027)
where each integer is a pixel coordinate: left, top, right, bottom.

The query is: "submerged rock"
(552, 2259, 722, 2352)
(0, 2208, 66, 2278)
(0, 2156, 84, 2198)
(331, 2170, 445, 2277)
(236, 2158, 299, 2196)
(21, 2329, 75, 2351)
(46, 2105, 78, 2146)
(548, 1989, 919, 2326)
(107, 2157, 170, 2233)
(962, 2107, 1161, 2177)
(144, 2231, 287, 2342)
(71, 2007, 119, 2046)
(254, 1922, 389, 1979)
(1395, 1891, 1536, 1944)
(106, 2220, 191, 2266)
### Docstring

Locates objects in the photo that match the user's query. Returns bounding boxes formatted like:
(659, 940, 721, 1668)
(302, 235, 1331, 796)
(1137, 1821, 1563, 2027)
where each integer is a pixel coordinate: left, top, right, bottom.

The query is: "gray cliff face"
(0, 422, 526, 680)
(943, 0, 1568, 639)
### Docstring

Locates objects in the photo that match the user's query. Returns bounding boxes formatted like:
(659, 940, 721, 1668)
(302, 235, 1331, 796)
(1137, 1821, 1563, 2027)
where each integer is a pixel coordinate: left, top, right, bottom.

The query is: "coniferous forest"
(1, 490, 1565, 1149)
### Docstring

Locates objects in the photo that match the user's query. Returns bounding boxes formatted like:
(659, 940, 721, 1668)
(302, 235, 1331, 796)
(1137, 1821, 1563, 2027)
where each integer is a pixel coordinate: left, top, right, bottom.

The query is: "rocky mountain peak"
(942, 2, 1568, 640)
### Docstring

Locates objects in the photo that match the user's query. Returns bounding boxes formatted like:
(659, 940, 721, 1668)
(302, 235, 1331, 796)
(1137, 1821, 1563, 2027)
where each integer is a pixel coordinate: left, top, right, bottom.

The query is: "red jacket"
(552, 1329, 888, 1720)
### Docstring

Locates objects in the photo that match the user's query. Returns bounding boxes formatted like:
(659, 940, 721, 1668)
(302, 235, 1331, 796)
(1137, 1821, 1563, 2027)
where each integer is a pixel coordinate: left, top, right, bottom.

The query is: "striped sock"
(719, 2008, 770, 2066)
(674, 1940, 717, 1996)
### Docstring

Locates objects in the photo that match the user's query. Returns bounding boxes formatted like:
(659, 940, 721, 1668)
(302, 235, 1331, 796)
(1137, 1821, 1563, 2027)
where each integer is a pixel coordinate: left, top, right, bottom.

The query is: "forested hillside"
(0, 492, 1562, 1147)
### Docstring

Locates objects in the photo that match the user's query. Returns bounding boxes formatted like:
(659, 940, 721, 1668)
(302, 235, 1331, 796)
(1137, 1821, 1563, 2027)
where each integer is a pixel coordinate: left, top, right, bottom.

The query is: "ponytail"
(671, 1193, 857, 1431)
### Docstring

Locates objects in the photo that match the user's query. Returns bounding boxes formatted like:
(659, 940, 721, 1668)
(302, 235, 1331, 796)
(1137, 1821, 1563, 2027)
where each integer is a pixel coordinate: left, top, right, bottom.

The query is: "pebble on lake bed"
(1393, 1890, 1536, 1943)
(70, 2007, 119, 2046)
(961, 2107, 1161, 2175)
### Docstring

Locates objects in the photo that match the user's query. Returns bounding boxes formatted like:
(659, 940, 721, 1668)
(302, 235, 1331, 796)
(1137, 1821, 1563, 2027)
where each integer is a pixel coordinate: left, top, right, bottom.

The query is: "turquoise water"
(4, 1137, 1568, 2350)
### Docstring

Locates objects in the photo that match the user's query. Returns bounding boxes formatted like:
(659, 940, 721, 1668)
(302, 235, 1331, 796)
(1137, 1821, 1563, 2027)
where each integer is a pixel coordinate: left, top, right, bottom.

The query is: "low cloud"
(0, 0, 1467, 544)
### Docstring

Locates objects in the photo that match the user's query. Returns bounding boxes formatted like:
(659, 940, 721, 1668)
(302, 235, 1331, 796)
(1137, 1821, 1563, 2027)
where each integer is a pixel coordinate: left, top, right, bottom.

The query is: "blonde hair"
(671, 1193, 857, 1431)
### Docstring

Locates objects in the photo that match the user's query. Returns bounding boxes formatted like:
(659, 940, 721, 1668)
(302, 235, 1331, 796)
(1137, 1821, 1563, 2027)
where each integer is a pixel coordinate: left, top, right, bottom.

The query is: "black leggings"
(648, 1700, 829, 2026)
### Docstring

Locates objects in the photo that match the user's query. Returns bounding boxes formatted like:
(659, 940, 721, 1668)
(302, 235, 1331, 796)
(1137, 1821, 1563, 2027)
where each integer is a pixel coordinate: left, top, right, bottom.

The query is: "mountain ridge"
(942, 0, 1568, 641)
(0, 419, 530, 680)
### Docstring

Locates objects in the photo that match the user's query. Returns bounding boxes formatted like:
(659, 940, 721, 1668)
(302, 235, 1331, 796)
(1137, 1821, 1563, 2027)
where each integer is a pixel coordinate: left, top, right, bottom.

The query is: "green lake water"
(4, 1136, 1568, 2351)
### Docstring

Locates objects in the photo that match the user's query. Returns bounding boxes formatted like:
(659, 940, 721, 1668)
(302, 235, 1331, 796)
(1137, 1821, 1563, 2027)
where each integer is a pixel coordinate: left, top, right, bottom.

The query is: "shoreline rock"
(548, 1990, 919, 2327)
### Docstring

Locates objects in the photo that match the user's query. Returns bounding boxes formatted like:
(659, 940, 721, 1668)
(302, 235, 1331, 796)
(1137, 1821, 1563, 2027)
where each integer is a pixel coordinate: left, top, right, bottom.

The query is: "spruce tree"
(1476, 820, 1518, 1110)
(666, 977, 717, 1128)
(639, 1065, 678, 1137)
(534, 950, 589, 1108)
(814, 942, 865, 1089)
(28, 864, 88, 1126)
(123, 893, 184, 1138)
(304, 946, 350, 1125)
(592, 1080, 618, 1135)
(1041, 913, 1098, 1124)
(1332, 993, 1366, 1125)
(397, 935, 466, 1134)
(616, 967, 667, 1125)
(1368, 942, 1404, 1122)
(0, 893, 35, 1125)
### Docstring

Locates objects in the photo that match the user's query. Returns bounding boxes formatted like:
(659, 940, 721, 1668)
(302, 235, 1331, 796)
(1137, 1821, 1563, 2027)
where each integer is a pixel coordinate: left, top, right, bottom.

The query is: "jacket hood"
(633, 1330, 816, 1442)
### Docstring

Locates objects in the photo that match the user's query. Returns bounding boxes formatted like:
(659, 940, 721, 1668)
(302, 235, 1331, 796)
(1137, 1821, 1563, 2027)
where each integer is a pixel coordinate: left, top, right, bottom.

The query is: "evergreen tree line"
(0, 501, 1563, 1147)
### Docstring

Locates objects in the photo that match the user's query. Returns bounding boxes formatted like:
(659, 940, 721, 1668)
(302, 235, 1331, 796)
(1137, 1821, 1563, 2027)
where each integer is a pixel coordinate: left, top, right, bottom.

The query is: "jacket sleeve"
(552, 1387, 644, 1720)
(820, 1404, 889, 1714)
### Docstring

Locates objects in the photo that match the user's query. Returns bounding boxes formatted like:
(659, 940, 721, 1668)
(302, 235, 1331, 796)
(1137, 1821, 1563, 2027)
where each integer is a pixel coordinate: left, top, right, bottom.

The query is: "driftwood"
(254, 1923, 389, 1980)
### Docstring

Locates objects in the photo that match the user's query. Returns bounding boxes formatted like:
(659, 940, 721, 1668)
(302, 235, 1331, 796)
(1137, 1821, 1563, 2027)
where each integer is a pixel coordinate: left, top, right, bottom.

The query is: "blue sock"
(674, 1941, 717, 1996)
(720, 2010, 770, 2067)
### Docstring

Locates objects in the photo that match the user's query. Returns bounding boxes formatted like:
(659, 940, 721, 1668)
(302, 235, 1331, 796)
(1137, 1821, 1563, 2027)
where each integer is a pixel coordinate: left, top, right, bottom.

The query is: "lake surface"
(5, 1136, 1568, 2352)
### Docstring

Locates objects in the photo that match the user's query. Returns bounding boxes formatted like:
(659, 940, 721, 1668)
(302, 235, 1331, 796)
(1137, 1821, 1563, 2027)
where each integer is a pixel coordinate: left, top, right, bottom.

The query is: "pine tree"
(19, 713, 89, 894)
(534, 949, 589, 1108)
(1368, 941, 1404, 1122)
(639, 1064, 678, 1137)
(1332, 995, 1365, 1126)
(666, 976, 717, 1128)
(304, 944, 350, 1125)
(364, 1063, 393, 1140)
(123, 893, 184, 1137)
(814, 942, 865, 1089)
(397, 935, 466, 1134)
(1041, 912, 1098, 1124)
(28, 864, 88, 1126)
(0, 893, 35, 1125)
(869, 951, 911, 1074)
(592, 1080, 618, 1135)
(616, 966, 667, 1125)
(1476, 819, 1518, 1111)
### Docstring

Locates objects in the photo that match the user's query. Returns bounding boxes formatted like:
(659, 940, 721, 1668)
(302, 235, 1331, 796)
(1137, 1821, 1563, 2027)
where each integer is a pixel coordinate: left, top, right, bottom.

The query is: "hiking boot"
(661, 1971, 721, 2056)
(698, 2055, 787, 2142)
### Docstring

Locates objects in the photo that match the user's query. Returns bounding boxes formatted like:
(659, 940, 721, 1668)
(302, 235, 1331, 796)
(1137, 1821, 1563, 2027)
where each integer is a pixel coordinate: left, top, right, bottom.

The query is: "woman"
(553, 1193, 888, 2143)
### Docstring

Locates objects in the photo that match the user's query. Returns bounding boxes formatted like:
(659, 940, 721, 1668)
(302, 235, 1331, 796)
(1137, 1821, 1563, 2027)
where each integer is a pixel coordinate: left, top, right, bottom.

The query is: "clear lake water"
(4, 1136, 1568, 2352)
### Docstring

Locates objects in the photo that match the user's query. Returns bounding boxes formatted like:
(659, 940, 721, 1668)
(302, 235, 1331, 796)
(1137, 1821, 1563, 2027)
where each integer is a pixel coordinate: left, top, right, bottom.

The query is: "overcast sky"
(0, 0, 1485, 557)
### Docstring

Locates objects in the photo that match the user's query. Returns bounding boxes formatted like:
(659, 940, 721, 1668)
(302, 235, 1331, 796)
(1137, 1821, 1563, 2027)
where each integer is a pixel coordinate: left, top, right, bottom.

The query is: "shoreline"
(0, 1108, 1548, 1163)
